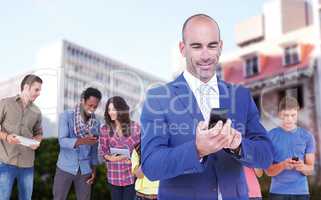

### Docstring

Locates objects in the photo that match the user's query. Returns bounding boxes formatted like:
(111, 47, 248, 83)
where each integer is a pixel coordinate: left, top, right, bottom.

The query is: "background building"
(0, 40, 165, 137)
(220, 0, 321, 179)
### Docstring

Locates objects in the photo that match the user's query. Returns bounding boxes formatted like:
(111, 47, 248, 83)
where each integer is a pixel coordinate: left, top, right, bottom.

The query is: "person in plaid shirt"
(99, 96, 140, 200)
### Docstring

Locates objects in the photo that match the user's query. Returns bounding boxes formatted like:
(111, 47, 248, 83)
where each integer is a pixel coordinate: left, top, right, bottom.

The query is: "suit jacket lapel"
(218, 78, 232, 119)
(172, 74, 204, 121)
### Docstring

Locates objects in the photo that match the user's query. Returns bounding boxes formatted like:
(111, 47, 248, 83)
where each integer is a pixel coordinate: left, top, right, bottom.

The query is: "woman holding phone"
(99, 96, 140, 200)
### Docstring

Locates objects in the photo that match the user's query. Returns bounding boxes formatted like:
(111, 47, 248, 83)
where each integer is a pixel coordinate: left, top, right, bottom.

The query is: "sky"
(0, 0, 265, 82)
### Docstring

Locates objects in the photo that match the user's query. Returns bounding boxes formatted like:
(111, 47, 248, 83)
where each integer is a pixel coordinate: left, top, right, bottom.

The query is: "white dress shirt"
(183, 70, 220, 121)
(183, 70, 223, 200)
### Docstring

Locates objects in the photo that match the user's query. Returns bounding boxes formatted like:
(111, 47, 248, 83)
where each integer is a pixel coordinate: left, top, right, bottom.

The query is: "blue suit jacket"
(140, 74, 273, 200)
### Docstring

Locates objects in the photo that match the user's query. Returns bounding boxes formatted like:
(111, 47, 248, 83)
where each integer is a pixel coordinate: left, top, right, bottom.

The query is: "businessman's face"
(180, 17, 222, 83)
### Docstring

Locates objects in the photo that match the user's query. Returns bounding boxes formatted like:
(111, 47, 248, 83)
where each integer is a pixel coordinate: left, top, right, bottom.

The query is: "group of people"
(0, 13, 316, 200)
(0, 76, 158, 200)
(52, 87, 158, 200)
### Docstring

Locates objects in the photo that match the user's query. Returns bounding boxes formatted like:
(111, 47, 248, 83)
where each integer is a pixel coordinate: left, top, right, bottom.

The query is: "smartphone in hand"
(208, 108, 228, 129)
(292, 156, 299, 161)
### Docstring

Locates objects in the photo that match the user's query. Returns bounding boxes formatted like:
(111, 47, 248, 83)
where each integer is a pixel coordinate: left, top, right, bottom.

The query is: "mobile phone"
(208, 108, 228, 129)
(292, 156, 299, 161)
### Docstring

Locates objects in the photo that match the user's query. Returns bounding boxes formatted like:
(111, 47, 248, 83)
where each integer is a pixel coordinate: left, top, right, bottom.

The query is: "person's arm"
(0, 100, 8, 141)
(0, 131, 7, 141)
(266, 163, 285, 177)
(131, 149, 144, 179)
(99, 127, 110, 159)
(32, 112, 43, 138)
(33, 134, 43, 142)
(98, 127, 124, 162)
(0, 129, 9, 141)
(294, 153, 315, 176)
(141, 87, 206, 181)
(236, 88, 274, 169)
(57, 112, 97, 149)
(254, 168, 263, 178)
(294, 132, 316, 176)
(58, 112, 77, 149)
(103, 154, 127, 162)
(86, 167, 96, 185)
(265, 158, 293, 176)
(30, 113, 43, 150)
(0, 100, 19, 144)
(134, 166, 144, 179)
(0, 131, 20, 144)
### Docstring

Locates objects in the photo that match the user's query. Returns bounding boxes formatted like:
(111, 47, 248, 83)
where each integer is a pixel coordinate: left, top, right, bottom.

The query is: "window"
(64, 89, 68, 98)
(283, 44, 300, 66)
(70, 48, 76, 56)
(278, 85, 304, 108)
(244, 55, 259, 77)
(64, 103, 69, 110)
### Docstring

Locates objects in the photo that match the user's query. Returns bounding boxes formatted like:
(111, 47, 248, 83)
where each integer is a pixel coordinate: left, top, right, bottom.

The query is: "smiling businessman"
(140, 14, 273, 200)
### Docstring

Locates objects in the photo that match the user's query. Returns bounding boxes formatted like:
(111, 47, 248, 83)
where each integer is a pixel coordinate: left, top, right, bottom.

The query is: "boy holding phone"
(266, 97, 315, 200)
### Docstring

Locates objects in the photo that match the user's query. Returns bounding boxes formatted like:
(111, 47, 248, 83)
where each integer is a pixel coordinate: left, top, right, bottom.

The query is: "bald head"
(182, 14, 221, 42)
(179, 14, 223, 83)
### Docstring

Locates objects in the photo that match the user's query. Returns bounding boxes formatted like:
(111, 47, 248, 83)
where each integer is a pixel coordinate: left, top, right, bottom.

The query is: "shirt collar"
(15, 94, 33, 107)
(183, 70, 218, 94)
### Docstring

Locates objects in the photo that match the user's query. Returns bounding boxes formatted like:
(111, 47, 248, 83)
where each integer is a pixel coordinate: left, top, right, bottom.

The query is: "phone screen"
(208, 108, 228, 129)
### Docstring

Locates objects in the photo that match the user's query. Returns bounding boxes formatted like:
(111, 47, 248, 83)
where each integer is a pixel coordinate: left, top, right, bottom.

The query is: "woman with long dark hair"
(99, 96, 140, 200)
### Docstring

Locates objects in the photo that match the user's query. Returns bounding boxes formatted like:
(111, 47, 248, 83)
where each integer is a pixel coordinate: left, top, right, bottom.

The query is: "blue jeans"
(0, 162, 34, 200)
(270, 193, 310, 200)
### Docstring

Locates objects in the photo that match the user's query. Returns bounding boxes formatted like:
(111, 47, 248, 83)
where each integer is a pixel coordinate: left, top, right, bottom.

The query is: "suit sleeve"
(141, 88, 205, 181)
(237, 89, 274, 169)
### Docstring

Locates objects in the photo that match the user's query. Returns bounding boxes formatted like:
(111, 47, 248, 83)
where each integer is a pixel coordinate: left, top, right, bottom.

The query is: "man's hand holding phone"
(220, 120, 242, 150)
(196, 108, 242, 158)
(196, 120, 227, 158)
(208, 108, 242, 150)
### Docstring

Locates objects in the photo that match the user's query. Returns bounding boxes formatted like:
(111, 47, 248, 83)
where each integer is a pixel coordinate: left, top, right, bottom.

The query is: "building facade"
(220, 0, 321, 178)
(0, 40, 165, 137)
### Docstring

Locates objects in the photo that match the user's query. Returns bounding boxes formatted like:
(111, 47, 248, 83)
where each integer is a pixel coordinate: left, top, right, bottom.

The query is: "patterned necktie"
(198, 84, 215, 120)
(199, 84, 223, 200)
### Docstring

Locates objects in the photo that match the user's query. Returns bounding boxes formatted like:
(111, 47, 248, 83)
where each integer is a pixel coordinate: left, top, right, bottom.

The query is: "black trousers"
(109, 184, 135, 200)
